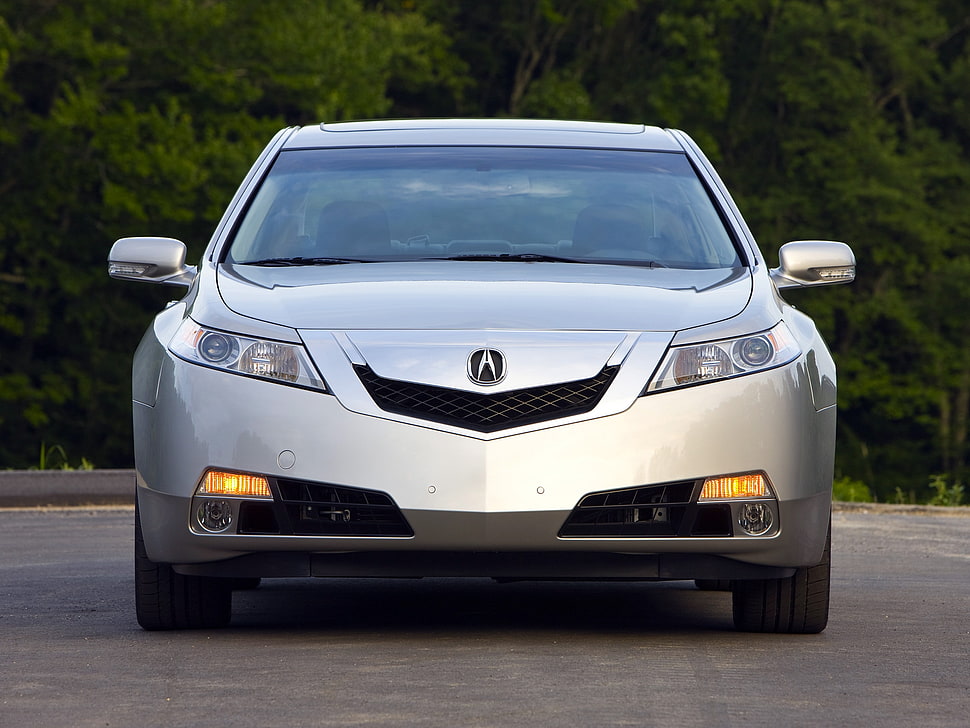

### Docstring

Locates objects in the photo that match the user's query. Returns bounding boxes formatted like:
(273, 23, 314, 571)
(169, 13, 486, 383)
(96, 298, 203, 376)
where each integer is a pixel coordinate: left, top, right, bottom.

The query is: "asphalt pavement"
(2, 507, 968, 727)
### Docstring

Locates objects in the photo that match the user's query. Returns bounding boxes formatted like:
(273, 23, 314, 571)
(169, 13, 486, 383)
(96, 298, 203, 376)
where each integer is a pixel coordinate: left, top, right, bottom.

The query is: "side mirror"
(108, 237, 197, 287)
(770, 240, 855, 289)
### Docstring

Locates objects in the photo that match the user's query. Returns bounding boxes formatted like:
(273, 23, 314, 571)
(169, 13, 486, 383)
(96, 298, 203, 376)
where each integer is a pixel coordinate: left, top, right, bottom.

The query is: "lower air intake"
(273, 479, 413, 537)
(559, 481, 733, 538)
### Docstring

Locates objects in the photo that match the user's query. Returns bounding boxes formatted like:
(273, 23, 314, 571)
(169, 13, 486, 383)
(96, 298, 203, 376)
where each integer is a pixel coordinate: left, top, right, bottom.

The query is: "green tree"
(418, 0, 641, 118)
(0, 0, 459, 467)
(701, 0, 970, 498)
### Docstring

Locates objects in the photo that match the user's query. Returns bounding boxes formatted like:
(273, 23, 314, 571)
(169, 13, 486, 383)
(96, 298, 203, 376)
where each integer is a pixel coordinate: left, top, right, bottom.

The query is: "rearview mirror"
(108, 237, 197, 287)
(770, 240, 855, 289)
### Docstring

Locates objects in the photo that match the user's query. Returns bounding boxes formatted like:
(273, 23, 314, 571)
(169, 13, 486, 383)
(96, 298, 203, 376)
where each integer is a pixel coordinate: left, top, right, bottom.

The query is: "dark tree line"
(2, 0, 969, 501)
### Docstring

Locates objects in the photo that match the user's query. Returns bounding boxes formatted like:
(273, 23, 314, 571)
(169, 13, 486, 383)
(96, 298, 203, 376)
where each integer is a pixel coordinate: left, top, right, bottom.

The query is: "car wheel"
(135, 500, 232, 630)
(695, 579, 732, 591)
(731, 522, 830, 634)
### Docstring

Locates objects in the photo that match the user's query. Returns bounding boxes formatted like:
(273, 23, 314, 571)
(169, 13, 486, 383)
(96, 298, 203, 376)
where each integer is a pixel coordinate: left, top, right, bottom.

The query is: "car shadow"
(228, 577, 735, 634)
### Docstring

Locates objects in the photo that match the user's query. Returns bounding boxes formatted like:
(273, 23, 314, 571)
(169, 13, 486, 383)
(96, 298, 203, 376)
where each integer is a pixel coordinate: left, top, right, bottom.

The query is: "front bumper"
(134, 350, 834, 575)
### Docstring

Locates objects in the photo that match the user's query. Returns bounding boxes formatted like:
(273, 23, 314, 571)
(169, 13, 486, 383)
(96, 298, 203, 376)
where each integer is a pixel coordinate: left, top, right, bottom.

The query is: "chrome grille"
(354, 365, 619, 432)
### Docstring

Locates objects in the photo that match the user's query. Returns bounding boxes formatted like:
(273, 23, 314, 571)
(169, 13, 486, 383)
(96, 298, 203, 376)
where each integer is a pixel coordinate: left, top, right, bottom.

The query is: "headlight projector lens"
(737, 336, 773, 367)
(198, 332, 235, 363)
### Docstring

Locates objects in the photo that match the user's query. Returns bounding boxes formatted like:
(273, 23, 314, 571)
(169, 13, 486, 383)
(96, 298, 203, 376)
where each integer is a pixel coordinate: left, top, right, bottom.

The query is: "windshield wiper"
(424, 253, 587, 263)
(242, 256, 375, 266)
(243, 253, 666, 268)
(423, 253, 666, 267)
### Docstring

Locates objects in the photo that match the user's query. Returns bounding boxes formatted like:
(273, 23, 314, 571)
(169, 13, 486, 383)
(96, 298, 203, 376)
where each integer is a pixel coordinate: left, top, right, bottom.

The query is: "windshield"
(225, 147, 742, 269)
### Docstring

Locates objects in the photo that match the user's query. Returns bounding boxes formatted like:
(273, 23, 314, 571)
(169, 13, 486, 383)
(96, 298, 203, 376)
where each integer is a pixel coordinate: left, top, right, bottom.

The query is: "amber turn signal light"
(700, 473, 770, 500)
(198, 470, 272, 498)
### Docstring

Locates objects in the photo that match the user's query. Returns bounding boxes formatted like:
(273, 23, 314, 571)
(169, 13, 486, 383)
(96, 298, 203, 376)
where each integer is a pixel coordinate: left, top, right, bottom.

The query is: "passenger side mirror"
(770, 240, 855, 289)
(108, 237, 197, 287)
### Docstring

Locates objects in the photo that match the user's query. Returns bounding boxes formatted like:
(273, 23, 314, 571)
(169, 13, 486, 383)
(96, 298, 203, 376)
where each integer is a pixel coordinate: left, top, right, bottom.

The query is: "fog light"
(738, 502, 773, 535)
(197, 499, 233, 532)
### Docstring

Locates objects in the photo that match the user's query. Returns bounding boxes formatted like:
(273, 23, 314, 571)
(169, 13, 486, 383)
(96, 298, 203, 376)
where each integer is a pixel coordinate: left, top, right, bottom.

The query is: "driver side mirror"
(108, 237, 197, 287)
(770, 240, 855, 289)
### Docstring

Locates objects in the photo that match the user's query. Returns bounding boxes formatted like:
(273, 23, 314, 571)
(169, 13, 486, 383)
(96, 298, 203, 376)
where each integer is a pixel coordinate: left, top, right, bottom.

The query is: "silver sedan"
(109, 119, 855, 632)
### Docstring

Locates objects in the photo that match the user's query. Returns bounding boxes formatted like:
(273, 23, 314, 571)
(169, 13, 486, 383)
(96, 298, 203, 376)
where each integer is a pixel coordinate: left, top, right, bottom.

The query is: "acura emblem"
(467, 348, 507, 386)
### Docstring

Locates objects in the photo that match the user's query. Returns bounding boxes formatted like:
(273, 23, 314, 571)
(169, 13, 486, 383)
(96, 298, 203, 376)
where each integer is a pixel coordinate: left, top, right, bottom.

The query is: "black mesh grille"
(273, 479, 413, 537)
(559, 481, 719, 537)
(355, 365, 619, 432)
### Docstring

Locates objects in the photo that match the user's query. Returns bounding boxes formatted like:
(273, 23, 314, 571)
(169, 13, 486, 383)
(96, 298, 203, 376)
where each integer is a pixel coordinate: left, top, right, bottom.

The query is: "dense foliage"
(2, 0, 969, 501)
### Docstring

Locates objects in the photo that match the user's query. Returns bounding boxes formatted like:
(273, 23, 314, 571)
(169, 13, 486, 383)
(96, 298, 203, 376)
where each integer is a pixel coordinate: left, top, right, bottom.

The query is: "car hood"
(217, 262, 752, 333)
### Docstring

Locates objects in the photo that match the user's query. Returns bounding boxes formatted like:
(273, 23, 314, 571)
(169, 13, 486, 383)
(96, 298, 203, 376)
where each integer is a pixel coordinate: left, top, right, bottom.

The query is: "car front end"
(110, 119, 854, 631)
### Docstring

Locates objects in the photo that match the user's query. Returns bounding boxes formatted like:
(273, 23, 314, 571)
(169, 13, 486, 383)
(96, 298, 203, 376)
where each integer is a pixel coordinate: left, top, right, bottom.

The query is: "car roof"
(283, 118, 684, 152)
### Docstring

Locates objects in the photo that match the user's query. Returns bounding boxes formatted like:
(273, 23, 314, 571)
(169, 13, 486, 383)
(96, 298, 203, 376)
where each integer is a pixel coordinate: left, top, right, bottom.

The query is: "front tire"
(731, 523, 830, 634)
(135, 499, 232, 630)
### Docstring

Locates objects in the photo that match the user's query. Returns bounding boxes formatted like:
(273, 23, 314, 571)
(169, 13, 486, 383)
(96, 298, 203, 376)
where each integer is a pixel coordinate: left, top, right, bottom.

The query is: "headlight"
(170, 320, 327, 391)
(646, 322, 799, 393)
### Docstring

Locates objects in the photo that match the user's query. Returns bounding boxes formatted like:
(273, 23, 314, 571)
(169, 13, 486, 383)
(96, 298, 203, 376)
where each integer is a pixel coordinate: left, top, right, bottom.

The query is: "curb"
(831, 501, 970, 517)
(0, 470, 135, 507)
